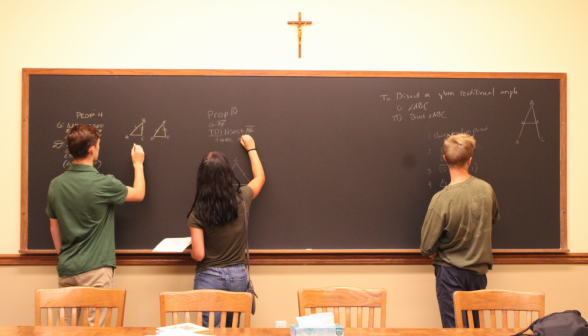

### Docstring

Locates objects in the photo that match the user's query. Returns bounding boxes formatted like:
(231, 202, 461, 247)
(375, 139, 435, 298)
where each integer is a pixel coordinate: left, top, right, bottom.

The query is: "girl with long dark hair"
(187, 135, 265, 327)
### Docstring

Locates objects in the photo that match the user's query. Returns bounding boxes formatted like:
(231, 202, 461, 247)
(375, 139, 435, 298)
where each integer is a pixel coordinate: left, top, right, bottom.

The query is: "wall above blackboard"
(21, 69, 567, 256)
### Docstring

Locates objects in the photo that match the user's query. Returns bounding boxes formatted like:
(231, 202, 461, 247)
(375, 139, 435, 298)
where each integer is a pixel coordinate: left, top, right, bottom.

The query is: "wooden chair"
(160, 290, 252, 328)
(454, 290, 545, 328)
(298, 287, 387, 328)
(35, 287, 126, 327)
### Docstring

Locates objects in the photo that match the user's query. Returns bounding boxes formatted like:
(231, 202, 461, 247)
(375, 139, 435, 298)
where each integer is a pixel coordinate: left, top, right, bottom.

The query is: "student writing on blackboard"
(420, 133, 500, 328)
(46, 124, 146, 326)
(187, 134, 265, 328)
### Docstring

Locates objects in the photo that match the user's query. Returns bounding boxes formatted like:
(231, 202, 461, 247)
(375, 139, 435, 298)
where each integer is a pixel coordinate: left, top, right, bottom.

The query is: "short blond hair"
(443, 133, 476, 166)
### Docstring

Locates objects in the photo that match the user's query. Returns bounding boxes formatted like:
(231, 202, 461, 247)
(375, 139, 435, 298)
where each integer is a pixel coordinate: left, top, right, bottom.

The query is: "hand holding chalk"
(240, 135, 256, 151)
(131, 143, 145, 164)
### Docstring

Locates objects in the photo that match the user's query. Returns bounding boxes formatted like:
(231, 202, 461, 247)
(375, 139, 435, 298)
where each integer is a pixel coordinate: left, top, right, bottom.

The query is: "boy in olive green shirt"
(46, 124, 146, 326)
(421, 133, 500, 328)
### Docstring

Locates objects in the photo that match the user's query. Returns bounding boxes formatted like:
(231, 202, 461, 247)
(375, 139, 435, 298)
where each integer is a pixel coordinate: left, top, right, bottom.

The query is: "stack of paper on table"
(156, 322, 209, 334)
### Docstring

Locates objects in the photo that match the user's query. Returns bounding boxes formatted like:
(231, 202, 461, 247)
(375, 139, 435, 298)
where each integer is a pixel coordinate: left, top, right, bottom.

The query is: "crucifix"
(287, 12, 313, 58)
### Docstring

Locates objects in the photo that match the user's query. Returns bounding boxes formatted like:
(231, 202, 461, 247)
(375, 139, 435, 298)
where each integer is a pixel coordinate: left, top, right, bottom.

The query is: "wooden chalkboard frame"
(20, 68, 568, 259)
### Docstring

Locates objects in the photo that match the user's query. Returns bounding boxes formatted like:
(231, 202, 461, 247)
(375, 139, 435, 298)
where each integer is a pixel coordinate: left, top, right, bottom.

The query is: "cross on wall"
(287, 12, 313, 58)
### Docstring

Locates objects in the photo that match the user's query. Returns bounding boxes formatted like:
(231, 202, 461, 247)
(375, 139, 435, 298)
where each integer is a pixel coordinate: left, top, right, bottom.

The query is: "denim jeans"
(193, 263, 248, 328)
(435, 265, 487, 328)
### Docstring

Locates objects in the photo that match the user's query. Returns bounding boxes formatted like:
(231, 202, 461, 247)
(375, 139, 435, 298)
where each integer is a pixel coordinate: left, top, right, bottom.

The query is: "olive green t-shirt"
(187, 186, 253, 273)
(420, 176, 500, 275)
(46, 164, 128, 278)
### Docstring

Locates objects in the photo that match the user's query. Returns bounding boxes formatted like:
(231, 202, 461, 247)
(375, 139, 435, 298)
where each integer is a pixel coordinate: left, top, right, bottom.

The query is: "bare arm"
(49, 218, 61, 253)
(240, 135, 265, 199)
(189, 227, 205, 261)
(126, 144, 146, 202)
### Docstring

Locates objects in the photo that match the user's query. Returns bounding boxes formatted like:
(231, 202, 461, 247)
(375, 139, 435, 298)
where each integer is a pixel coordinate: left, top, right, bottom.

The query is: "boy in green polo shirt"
(420, 133, 500, 328)
(46, 124, 146, 326)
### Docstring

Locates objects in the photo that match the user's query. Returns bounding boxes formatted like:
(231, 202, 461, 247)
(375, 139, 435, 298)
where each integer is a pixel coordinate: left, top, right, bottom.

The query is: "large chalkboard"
(21, 69, 566, 253)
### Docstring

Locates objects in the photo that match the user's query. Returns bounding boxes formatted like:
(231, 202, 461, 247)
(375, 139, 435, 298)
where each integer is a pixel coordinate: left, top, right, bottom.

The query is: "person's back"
(187, 135, 265, 328)
(46, 124, 145, 326)
(420, 133, 499, 328)
(422, 176, 498, 275)
(48, 165, 127, 277)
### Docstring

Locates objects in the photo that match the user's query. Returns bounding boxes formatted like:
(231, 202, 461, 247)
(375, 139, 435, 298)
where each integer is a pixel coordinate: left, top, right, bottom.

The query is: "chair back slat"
(231, 313, 239, 328)
(47, 308, 53, 326)
(71, 308, 78, 326)
(82, 308, 89, 326)
(184, 312, 190, 323)
(468, 310, 477, 328)
(58, 308, 65, 326)
(298, 287, 387, 328)
(345, 307, 351, 327)
(105, 308, 113, 326)
(159, 290, 252, 328)
(454, 290, 545, 329)
(94, 307, 101, 325)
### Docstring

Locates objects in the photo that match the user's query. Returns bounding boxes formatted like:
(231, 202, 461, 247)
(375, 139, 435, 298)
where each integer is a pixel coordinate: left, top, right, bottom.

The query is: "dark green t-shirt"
(420, 176, 500, 275)
(46, 164, 128, 278)
(187, 186, 253, 273)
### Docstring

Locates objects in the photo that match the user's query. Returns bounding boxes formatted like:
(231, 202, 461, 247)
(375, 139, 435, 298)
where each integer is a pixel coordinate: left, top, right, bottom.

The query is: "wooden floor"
(0, 326, 524, 336)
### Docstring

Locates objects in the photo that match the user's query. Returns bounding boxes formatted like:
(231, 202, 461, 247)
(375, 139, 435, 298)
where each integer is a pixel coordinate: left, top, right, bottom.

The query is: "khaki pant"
(58, 267, 114, 326)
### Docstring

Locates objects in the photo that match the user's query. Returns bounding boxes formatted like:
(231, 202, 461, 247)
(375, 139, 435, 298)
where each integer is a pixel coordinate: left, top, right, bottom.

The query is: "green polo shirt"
(46, 164, 128, 278)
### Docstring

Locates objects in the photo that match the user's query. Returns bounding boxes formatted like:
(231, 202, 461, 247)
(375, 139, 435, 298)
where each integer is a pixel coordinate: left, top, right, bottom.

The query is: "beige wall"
(1, 0, 587, 328)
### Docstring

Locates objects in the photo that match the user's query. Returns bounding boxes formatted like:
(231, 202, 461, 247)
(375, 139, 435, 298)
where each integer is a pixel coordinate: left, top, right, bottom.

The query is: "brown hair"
(443, 133, 476, 167)
(66, 124, 101, 159)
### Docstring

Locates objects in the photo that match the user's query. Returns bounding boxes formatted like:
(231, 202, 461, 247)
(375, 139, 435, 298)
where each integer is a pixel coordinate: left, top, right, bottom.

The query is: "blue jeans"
(435, 265, 487, 328)
(193, 264, 248, 328)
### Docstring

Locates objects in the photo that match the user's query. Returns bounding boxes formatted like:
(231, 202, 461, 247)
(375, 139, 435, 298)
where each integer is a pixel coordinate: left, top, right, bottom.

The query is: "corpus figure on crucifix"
(287, 12, 312, 58)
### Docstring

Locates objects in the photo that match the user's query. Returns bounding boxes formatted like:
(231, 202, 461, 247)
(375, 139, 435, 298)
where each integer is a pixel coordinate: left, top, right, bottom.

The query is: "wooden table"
(0, 327, 524, 336)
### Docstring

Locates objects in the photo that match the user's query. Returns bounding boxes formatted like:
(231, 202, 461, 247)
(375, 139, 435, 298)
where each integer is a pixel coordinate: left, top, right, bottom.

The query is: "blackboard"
(21, 69, 566, 253)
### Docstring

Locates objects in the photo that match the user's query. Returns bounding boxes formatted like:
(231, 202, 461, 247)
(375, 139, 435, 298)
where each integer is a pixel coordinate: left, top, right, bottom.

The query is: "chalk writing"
(517, 100, 544, 144)
(408, 102, 428, 111)
(151, 121, 170, 140)
(459, 88, 494, 97)
(232, 157, 250, 182)
(500, 87, 518, 98)
(127, 119, 146, 140)
(433, 126, 489, 139)
(396, 92, 420, 100)
(428, 111, 446, 119)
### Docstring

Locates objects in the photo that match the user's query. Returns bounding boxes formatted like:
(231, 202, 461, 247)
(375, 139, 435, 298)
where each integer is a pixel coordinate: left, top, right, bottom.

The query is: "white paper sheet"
(153, 237, 192, 252)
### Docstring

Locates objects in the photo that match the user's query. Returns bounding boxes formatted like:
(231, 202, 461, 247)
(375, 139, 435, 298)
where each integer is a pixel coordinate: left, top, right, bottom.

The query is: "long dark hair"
(187, 151, 241, 226)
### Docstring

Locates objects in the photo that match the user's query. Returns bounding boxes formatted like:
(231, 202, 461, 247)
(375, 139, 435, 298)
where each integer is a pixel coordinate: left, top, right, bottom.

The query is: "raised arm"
(126, 144, 146, 202)
(240, 135, 265, 199)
